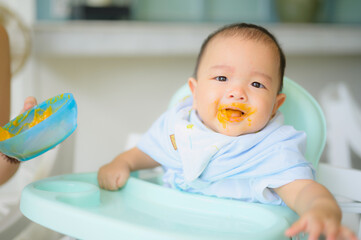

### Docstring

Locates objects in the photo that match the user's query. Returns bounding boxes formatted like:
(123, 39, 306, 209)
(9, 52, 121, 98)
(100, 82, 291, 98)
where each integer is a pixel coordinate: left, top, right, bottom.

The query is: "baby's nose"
(228, 87, 247, 101)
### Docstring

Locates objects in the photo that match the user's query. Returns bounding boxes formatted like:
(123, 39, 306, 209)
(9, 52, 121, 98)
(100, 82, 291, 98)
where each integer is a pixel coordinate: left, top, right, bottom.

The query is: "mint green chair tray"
(21, 173, 298, 240)
(20, 78, 325, 239)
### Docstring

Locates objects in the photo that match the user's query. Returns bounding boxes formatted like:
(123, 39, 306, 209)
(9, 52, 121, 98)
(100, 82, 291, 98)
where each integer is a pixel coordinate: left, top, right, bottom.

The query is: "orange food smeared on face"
(0, 106, 53, 142)
(217, 103, 256, 129)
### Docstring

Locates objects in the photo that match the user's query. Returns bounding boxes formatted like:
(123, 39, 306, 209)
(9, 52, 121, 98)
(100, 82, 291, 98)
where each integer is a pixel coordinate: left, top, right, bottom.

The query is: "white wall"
(286, 55, 361, 103)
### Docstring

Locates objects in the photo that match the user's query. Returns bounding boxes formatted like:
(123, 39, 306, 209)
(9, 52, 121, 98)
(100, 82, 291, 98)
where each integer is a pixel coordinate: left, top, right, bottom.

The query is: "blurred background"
(0, 0, 361, 239)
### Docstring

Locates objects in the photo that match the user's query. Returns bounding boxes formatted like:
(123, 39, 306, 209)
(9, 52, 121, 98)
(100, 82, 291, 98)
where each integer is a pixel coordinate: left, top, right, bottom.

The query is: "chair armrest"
(339, 202, 361, 213)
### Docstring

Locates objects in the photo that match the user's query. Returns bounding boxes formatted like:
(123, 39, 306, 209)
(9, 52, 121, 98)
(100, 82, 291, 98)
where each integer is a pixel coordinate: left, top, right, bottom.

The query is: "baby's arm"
(97, 147, 160, 190)
(275, 179, 357, 240)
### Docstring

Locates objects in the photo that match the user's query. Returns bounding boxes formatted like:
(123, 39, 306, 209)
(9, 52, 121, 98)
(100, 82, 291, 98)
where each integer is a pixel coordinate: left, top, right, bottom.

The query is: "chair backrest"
(168, 77, 327, 168)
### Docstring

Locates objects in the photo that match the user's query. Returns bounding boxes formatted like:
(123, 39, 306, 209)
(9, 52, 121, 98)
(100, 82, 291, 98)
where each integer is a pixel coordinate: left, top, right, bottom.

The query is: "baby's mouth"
(223, 108, 245, 118)
(216, 103, 256, 127)
(218, 108, 247, 122)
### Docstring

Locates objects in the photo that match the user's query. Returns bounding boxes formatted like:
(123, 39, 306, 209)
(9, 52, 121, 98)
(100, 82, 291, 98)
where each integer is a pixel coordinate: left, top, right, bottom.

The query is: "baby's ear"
(272, 93, 286, 116)
(188, 77, 198, 109)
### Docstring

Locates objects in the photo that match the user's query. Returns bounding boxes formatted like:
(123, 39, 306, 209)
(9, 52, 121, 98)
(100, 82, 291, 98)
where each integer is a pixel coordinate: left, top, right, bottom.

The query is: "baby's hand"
(285, 209, 357, 240)
(97, 159, 130, 191)
(98, 147, 159, 191)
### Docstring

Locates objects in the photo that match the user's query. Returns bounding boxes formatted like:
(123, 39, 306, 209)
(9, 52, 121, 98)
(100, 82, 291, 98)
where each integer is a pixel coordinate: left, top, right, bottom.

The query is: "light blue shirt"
(137, 97, 315, 205)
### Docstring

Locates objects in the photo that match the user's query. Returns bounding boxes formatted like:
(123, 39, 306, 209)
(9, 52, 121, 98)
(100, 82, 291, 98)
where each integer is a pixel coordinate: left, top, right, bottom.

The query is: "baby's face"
(189, 35, 286, 136)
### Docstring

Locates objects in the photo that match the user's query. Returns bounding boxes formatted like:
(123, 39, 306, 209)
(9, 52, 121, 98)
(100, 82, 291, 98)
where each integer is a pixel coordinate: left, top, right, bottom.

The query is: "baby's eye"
(215, 76, 228, 82)
(251, 82, 265, 89)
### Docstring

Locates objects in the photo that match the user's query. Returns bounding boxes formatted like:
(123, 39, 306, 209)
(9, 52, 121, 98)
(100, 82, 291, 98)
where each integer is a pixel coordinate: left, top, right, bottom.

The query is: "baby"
(98, 23, 356, 239)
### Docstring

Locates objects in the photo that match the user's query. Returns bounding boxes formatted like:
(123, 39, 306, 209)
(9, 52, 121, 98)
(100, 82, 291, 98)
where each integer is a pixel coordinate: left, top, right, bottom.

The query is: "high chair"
(20, 77, 326, 240)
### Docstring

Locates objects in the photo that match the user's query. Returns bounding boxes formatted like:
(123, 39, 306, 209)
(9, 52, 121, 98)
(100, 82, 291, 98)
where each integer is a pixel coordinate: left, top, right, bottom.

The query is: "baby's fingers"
(285, 218, 307, 237)
(323, 221, 338, 240)
(99, 175, 119, 191)
(98, 174, 118, 190)
(285, 217, 324, 240)
(335, 226, 358, 240)
(97, 167, 118, 190)
(97, 164, 130, 191)
(308, 224, 323, 240)
(115, 171, 129, 189)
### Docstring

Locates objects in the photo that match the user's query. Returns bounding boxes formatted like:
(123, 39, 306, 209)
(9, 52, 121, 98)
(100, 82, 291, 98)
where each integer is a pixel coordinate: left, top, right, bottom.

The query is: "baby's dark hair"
(193, 23, 286, 93)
